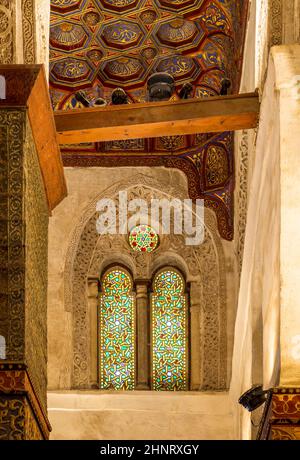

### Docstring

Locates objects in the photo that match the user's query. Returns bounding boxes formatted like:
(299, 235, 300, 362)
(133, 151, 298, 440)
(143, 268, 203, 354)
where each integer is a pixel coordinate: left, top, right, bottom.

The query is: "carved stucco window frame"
(64, 176, 227, 391)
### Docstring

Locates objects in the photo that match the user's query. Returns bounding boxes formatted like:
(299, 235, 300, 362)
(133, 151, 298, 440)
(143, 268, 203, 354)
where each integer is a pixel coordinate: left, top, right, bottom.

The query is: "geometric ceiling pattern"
(49, 0, 249, 240)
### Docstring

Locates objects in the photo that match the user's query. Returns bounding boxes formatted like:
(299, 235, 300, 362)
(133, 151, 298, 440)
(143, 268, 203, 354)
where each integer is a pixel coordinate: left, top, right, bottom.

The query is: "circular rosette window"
(129, 225, 159, 253)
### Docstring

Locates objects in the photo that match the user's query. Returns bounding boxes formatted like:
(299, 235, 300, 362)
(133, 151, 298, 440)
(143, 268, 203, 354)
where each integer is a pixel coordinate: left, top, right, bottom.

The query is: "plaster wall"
(231, 1, 300, 439)
(48, 391, 234, 440)
(47, 166, 237, 439)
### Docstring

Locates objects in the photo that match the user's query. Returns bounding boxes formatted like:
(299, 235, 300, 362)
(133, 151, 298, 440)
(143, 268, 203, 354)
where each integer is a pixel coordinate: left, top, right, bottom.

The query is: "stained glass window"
(129, 225, 159, 253)
(99, 268, 135, 390)
(151, 269, 188, 391)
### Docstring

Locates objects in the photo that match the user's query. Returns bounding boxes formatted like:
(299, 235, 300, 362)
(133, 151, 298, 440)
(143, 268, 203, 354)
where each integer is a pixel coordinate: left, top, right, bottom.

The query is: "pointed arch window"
(99, 267, 136, 390)
(151, 268, 189, 391)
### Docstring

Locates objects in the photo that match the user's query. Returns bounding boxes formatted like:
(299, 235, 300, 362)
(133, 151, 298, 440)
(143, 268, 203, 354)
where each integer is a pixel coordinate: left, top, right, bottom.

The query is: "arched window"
(99, 267, 136, 390)
(151, 268, 189, 391)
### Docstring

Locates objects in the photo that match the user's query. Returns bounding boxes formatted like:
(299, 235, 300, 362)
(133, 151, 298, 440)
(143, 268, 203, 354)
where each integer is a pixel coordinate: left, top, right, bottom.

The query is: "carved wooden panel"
(0, 110, 49, 412)
(0, 364, 51, 440)
(257, 388, 300, 440)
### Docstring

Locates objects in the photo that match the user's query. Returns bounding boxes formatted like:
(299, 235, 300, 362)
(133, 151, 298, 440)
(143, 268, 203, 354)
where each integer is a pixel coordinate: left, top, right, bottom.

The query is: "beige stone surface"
(35, 0, 50, 76)
(48, 391, 233, 440)
(48, 167, 237, 391)
(48, 168, 188, 390)
(46, 1, 300, 441)
(47, 165, 239, 441)
(231, 44, 300, 439)
(230, 0, 300, 438)
(273, 45, 300, 387)
(2, 1, 50, 71)
(231, 54, 280, 437)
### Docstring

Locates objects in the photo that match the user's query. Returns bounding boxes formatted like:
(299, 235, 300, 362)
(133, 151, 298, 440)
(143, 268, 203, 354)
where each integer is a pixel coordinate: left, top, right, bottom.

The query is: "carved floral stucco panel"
(63, 174, 227, 390)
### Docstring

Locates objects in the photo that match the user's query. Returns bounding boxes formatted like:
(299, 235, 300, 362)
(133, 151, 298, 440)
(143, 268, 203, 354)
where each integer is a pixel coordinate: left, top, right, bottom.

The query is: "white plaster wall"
(48, 391, 234, 440)
(231, 41, 300, 439)
(274, 46, 300, 387)
(35, 0, 50, 76)
(231, 0, 300, 439)
(231, 56, 281, 439)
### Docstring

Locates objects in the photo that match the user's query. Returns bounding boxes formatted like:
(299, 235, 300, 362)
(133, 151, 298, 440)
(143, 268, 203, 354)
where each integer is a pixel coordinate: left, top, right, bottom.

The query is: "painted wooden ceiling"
(49, 0, 249, 240)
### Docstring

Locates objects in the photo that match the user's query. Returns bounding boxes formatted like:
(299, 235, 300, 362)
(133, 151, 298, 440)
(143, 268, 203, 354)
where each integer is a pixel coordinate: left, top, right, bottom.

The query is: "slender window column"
(135, 280, 150, 390)
(190, 282, 202, 390)
(87, 278, 99, 387)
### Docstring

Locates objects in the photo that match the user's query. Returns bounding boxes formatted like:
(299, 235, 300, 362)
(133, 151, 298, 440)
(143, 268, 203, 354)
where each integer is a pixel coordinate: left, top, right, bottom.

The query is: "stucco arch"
(63, 173, 227, 390)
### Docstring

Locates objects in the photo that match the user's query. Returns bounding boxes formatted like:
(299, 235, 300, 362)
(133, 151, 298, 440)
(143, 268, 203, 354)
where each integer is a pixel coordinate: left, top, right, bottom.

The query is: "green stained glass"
(129, 225, 159, 253)
(151, 269, 188, 391)
(99, 268, 135, 390)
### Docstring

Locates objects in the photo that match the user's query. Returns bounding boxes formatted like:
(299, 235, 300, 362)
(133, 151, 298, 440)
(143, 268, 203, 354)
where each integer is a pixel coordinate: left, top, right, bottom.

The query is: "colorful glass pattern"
(151, 269, 188, 391)
(99, 268, 135, 390)
(129, 225, 159, 253)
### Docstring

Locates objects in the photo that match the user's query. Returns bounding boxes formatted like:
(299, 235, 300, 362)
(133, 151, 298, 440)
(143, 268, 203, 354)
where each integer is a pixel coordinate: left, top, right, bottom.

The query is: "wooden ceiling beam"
(55, 92, 259, 145)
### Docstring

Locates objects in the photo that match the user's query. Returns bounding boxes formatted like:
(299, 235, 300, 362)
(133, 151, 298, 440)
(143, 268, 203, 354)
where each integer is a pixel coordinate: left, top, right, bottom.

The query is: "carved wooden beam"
(54, 92, 259, 144)
(0, 363, 52, 440)
(0, 64, 67, 212)
(257, 388, 300, 440)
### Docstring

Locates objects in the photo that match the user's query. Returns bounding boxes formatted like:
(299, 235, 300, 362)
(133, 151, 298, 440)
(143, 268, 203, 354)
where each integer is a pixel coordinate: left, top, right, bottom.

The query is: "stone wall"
(0, 0, 50, 72)
(48, 167, 238, 395)
(48, 391, 234, 440)
(231, 1, 300, 439)
(231, 56, 281, 439)
(232, 39, 300, 447)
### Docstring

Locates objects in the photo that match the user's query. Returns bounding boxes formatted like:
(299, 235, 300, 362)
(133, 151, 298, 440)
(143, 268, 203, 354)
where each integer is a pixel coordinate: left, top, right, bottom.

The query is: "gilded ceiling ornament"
(103, 57, 143, 79)
(157, 0, 201, 11)
(105, 139, 145, 151)
(205, 145, 229, 188)
(86, 48, 103, 61)
(52, 0, 78, 4)
(157, 19, 197, 43)
(51, 58, 94, 85)
(140, 9, 158, 24)
(156, 55, 198, 79)
(141, 47, 157, 60)
(83, 11, 101, 27)
(199, 4, 231, 33)
(51, 0, 83, 12)
(159, 135, 185, 151)
(50, 22, 88, 50)
(49, 0, 249, 240)
(102, 21, 143, 48)
(98, 0, 138, 11)
(52, 0, 77, 3)
(104, 0, 135, 5)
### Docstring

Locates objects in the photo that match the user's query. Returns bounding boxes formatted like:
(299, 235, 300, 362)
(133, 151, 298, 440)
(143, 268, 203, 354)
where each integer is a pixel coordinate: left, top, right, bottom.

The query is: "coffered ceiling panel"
(49, 0, 249, 240)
